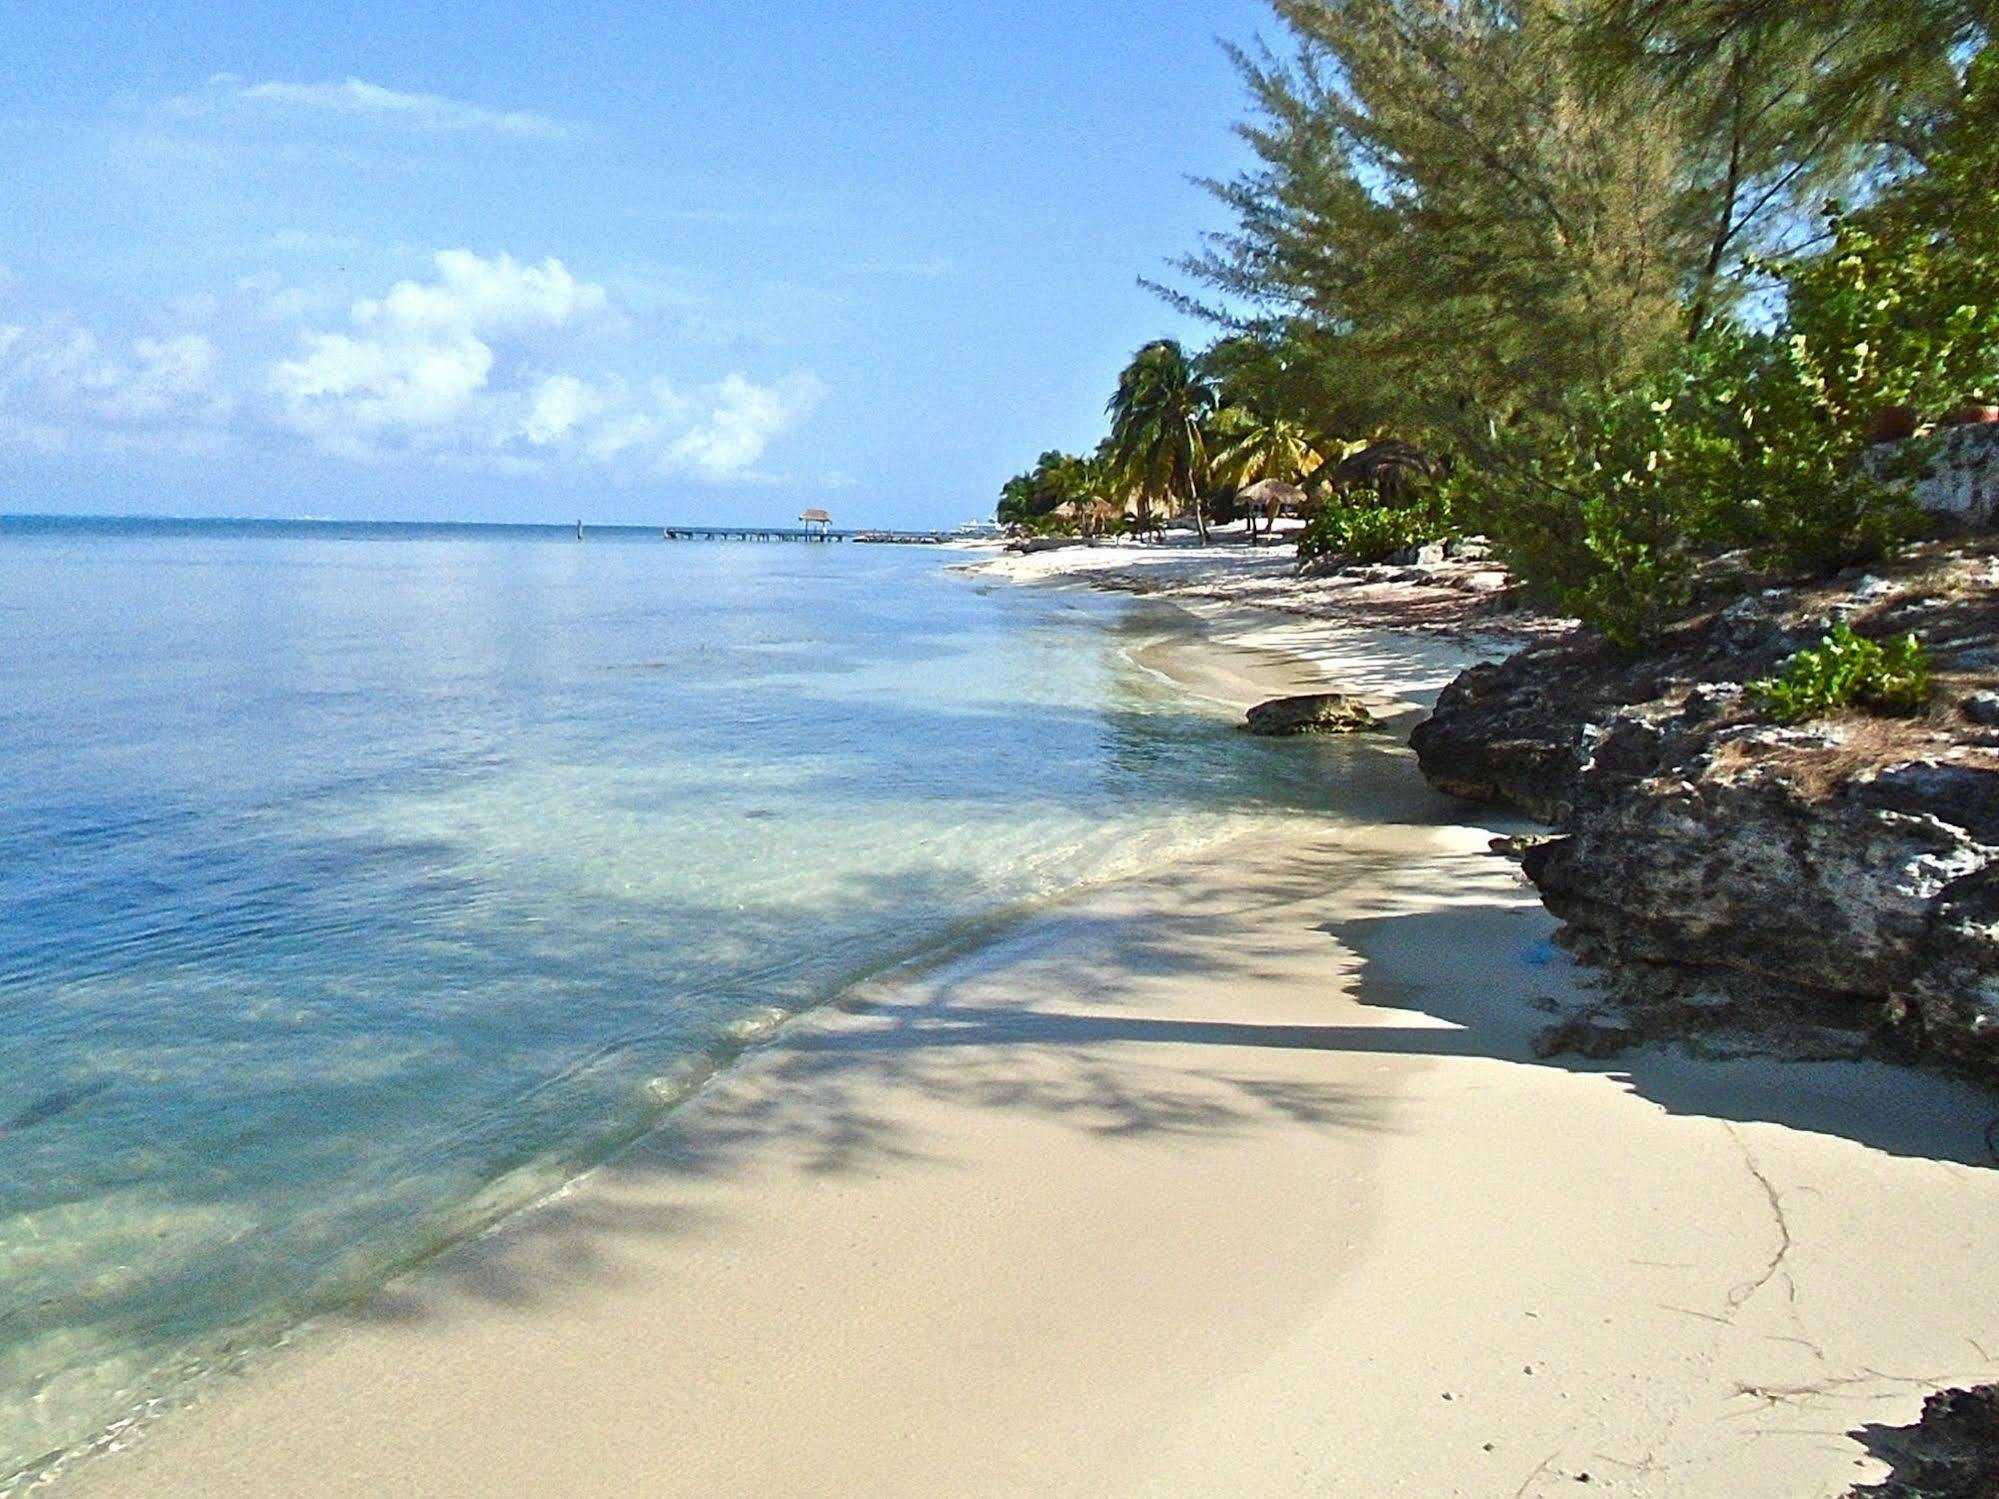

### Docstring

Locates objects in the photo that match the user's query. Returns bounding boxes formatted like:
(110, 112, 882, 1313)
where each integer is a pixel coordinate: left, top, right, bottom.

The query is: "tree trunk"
(1688, 58, 1748, 341)
(1184, 455, 1208, 545)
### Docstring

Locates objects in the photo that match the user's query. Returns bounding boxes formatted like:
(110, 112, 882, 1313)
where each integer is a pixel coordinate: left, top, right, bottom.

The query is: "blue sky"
(0, 0, 1272, 527)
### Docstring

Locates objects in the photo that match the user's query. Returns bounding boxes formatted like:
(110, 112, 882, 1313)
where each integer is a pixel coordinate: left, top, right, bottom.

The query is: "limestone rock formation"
(1846, 1384, 1999, 1499)
(1412, 541, 1999, 1076)
(1872, 418, 1999, 530)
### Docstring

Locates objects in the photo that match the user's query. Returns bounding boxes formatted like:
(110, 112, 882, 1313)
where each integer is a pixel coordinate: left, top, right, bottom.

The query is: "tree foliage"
(1104, 339, 1219, 540)
(1203, 405, 1325, 494)
(1586, 0, 1985, 112)
(1171, 0, 1979, 443)
(1453, 46, 1997, 648)
(1776, 46, 1999, 417)
(993, 0, 1991, 661)
(1579, 0, 1981, 331)
(996, 449, 1105, 526)
(1178, 0, 1709, 446)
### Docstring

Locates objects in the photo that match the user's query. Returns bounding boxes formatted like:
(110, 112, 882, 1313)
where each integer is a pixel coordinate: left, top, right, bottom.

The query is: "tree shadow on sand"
(345, 819, 1992, 1346)
(1307, 843, 1999, 1170)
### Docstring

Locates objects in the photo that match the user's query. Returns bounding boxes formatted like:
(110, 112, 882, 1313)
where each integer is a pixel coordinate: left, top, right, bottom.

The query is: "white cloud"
(668, 373, 828, 479)
(269, 250, 607, 453)
(0, 319, 231, 455)
(166, 74, 575, 140)
(359, 249, 608, 335)
(268, 250, 824, 479)
(520, 373, 599, 446)
(0, 253, 823, 482)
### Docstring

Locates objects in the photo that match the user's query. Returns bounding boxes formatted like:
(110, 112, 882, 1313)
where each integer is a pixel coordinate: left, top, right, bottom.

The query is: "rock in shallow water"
(1242, 693, 1383, 736)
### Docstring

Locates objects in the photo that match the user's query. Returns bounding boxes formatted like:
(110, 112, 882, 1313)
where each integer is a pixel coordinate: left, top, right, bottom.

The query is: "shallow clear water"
(0, 517, 1358, 1481)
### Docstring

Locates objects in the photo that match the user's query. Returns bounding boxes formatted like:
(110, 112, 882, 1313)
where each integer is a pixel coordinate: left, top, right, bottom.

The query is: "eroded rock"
(1847, 1384, 1999, 1499)
(1413, 541, 1999, 1078)
(1243, 693, 1383, 736)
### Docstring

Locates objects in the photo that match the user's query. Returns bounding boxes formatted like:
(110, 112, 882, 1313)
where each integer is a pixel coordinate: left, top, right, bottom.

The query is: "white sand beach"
(57, 589, 1999, 1499)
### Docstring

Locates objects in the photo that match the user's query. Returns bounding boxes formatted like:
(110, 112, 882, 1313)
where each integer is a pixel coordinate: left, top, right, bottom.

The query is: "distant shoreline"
(0, 512, 992, 544)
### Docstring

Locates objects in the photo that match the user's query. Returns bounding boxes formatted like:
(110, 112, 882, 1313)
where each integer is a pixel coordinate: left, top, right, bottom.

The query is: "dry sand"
(56, 595, 1999, 1499)
(952, 533, 1564, 645)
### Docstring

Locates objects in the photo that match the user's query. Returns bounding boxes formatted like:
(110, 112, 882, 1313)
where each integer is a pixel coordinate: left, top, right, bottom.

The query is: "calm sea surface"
(0, 516, 1354, 1482)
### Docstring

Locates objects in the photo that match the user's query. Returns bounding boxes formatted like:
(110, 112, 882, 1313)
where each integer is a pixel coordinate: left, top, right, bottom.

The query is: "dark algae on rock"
(1413, 542, 1999, 1078)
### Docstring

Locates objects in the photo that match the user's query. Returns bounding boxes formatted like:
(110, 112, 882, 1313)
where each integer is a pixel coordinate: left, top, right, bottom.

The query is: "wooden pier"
(657, 526, 955, 544)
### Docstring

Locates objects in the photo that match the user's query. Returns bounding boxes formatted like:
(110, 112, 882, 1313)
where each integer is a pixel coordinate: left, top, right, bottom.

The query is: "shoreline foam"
(50, 571, 1999, 1499)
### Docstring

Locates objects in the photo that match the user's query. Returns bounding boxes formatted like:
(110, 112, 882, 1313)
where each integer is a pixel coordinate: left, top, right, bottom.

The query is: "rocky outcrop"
(1413, 542, 1999, 1077)
(1243, 693, 1383, 735)
(1409, 632, 1639, 820)
(1873, 419, 1999, 530)
(1847, 1384, 1999, 1499)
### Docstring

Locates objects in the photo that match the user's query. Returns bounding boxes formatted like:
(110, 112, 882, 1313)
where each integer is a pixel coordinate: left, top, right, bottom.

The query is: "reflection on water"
(0, 522, 1365, 1482)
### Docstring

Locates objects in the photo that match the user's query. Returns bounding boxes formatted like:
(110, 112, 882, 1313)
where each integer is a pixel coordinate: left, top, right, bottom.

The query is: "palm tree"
(1205, 407, 1325, 536)
(1105, 340, 1218, 543)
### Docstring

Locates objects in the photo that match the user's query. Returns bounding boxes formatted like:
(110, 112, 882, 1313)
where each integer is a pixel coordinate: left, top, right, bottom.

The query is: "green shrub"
(1448, 61, 1999, 654)
(1456, 349, 1727, 652)
(1688, 327, 1924, 576)
(1775, 47, 1999, 425)
(1748, 622, 1933, 723)
(1463, 314, 1926, 652)
(1296, 495, 1448, 565)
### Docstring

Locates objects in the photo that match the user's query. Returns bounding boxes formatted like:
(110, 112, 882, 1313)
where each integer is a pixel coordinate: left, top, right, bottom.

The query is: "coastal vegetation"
(1293, 493, 1442, 566)
(1104, 339, 1219, 543)
(1748, 621, 1935, 722)
(999, 0, 1998, 662)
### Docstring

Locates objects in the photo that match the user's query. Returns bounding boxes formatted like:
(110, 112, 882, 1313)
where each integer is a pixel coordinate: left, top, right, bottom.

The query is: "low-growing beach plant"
(1748, 622, 1933, 722)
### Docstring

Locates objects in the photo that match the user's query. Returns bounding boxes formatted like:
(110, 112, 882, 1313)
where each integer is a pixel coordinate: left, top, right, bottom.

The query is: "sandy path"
(56, 613, 1999, 1499)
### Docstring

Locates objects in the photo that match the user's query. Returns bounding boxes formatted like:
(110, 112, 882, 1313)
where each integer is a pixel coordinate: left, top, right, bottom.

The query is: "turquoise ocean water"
(0, 516, 1357, 1483)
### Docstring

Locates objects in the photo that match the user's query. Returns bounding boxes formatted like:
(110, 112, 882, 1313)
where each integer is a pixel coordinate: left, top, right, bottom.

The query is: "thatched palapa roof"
(1331, 441, 1441, 502)
(1237, 478, 1307, 510)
